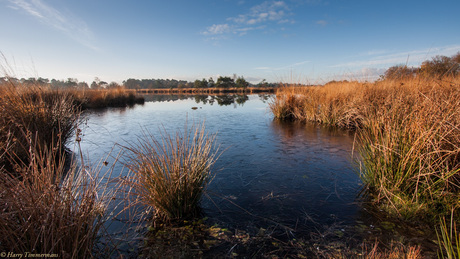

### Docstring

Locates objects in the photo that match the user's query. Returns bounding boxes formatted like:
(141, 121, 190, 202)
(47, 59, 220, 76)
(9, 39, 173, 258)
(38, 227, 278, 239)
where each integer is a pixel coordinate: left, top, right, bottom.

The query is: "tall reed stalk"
(122, 124, 220, 222)
(437, 213, 460, 259)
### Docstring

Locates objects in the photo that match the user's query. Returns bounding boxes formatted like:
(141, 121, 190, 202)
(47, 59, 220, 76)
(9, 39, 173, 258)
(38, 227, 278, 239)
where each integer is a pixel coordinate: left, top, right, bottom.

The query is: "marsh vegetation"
(2, 53, 460, 258)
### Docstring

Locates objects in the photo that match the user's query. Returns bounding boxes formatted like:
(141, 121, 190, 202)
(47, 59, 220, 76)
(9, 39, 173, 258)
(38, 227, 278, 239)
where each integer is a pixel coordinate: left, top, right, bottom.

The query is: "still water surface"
(77, 94, 432, 253)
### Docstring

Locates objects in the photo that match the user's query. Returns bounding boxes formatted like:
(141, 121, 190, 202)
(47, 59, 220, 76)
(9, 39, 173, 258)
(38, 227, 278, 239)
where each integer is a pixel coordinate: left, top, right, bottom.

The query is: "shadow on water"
(77, 94, 439, 256)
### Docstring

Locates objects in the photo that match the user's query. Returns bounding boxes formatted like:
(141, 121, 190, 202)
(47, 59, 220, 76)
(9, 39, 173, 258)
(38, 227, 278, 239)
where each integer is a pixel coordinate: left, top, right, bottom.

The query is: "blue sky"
(1, 0, 459, 84)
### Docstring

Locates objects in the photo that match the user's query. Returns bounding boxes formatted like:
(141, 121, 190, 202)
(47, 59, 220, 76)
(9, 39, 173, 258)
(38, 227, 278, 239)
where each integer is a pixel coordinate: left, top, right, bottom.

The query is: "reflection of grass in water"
(69, 87, 145, 109)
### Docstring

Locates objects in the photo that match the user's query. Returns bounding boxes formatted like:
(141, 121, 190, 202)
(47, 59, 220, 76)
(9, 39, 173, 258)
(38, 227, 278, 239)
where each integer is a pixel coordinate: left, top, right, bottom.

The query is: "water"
(76, 94, 437, 255)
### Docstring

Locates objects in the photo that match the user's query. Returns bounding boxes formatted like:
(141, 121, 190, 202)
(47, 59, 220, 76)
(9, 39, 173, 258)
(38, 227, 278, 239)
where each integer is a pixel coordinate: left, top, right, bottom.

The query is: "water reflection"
(142, 94, 270, 107)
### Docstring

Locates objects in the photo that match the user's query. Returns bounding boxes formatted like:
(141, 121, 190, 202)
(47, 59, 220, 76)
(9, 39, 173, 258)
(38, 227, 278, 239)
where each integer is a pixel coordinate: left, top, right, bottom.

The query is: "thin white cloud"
(332, 45, 460, 68)
(254, 60, 310, 71)
(202, 1, 294, 37)
(290, 60, 310, 67)
(202, 24, 232, 35)
(236, 25, 266, 36)
(316, 20, 328, 26)
(278, 19, 294, 24)
(230, 1, 289, 25)
(360, 49, 388, 56)
(7, 0, 98, 50)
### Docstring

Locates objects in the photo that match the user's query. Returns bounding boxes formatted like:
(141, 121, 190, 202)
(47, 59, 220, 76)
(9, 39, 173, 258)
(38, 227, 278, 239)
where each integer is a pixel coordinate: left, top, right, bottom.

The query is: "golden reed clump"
(121, 123, 220, 222)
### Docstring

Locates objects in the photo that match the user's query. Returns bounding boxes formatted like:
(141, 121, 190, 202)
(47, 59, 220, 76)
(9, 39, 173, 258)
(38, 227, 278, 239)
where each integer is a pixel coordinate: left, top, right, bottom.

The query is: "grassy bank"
(140, 218, 423, 258)
(270, 76, 460, 228)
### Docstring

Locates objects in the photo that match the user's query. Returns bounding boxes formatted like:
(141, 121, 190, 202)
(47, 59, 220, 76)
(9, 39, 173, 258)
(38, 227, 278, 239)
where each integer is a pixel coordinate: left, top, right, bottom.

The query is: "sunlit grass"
(122, 123, 220, 222)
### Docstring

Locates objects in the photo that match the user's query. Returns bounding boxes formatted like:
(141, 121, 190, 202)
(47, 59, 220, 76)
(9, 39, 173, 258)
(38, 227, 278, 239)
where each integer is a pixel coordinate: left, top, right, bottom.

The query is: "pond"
(77, 94, 437, 256)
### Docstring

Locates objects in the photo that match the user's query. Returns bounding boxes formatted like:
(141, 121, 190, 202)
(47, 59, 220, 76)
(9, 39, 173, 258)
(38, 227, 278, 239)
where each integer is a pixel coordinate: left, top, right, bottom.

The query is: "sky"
(1, 0, 460, 84)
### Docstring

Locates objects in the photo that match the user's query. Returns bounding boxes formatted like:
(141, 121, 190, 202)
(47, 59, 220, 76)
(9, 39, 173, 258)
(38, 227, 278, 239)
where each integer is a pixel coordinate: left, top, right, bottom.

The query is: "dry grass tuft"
(122, 123, 220, 222)
(358, 241, 422, 259)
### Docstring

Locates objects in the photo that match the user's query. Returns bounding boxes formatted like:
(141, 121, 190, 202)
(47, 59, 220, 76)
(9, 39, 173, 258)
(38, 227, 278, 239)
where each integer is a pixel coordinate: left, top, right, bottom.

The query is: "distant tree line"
(382, 52, 460, 80)
(123, 78, 192, 89)
(1, 74, 278, 90)
(124, 75, 277, 90)
(193, 75, 249, 89)
(0, 76, 124, 90)
(0, 77, 90, 89)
